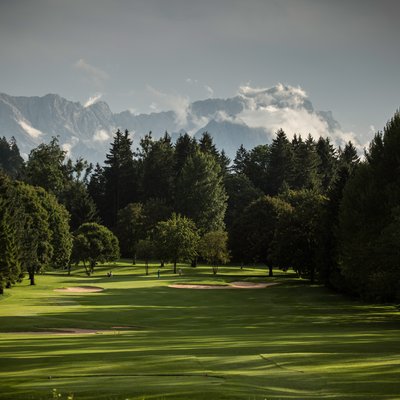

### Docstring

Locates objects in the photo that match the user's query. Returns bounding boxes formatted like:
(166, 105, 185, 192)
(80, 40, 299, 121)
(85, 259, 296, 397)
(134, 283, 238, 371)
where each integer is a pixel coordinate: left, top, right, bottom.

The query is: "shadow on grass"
(1, 277, 400, 399)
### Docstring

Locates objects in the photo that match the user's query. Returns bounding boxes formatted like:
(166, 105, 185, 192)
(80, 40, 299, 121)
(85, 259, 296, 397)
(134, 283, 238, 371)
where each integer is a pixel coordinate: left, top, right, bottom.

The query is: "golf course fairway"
(0, 262, 399, 399)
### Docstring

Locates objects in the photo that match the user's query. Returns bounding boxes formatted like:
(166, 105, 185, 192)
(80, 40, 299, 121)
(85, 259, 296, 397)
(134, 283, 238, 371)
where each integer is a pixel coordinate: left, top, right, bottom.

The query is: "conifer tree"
(139, 133, 175, 203)
(0, 136, 24, 178)
(291, 134, 321, 191)
(338, 111, 400, 301)
(265, 129, 294, 195)
(176, 150, 227, 234)
(174, 133, 198, 176)
(316, 137, 338, 193)
(103, 129, 137, 226)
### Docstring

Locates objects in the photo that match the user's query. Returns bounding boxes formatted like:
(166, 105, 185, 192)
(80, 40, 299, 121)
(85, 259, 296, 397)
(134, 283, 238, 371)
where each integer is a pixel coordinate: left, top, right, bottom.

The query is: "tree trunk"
(29, 269, 35, 285)
(212, 265, 218, 275)
(161, 260, 164, 268)
(67, 263, 71, 276)
(0, 286, 3, 295)
(191, 257, 197, 268)
(90, 260, 96, 275)
(145, 261, 149, 276)
(83, 261, 90, 276)
(310, 265, 315, 284)
(174, 261, 177, 274)
(268, 265, 273, 277)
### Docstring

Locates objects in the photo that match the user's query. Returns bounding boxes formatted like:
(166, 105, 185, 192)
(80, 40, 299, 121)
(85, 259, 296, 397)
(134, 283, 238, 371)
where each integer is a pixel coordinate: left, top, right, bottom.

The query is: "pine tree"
(232, 144, 249, 174)
(0, 136, 24, 178)
(103, 129, 137, 226)
(265, 129, 294, 195)
(291, 134, 321, 191)
(176, 150, 227, 234)
(174, 133, 198, 176)
(316, 137, 338, 193)
(338, 111, 400, 301)
(139, 133, 175, 203)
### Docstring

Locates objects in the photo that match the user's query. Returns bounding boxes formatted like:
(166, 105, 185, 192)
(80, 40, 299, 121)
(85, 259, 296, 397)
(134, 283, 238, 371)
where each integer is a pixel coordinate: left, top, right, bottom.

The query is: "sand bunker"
(3, 327, 137, 335)
(54, 286, 104, 293)
(169, 281, 280, 290)
(3, 329, 102, 335)
(231, 281, 280, 289)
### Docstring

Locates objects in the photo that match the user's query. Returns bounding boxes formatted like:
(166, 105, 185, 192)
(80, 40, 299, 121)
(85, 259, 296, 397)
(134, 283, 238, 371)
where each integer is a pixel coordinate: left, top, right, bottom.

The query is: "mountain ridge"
(0, 85, 356, 163)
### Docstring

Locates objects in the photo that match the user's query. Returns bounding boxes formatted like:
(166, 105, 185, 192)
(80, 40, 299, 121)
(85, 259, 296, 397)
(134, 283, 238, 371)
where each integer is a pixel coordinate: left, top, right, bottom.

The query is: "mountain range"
(0, 84, 356, 163)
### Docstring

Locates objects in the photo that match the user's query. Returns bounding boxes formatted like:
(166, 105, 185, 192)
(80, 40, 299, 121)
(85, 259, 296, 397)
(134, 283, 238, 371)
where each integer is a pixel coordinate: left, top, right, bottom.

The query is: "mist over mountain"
(0, 84, 357, 163)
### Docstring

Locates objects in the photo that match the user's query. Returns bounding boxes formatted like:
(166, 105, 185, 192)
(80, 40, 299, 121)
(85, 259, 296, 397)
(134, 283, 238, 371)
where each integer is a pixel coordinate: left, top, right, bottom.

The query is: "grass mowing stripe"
(0, 263, 399, 399)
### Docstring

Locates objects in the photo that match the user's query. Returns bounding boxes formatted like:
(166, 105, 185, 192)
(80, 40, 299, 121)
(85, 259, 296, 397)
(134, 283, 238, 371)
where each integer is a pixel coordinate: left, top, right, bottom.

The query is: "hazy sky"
(1, 0, 399, 143)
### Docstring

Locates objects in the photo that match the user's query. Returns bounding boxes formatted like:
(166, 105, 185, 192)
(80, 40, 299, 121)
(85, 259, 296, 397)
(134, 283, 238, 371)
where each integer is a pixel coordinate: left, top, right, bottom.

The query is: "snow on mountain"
(0, 85, 357, 163)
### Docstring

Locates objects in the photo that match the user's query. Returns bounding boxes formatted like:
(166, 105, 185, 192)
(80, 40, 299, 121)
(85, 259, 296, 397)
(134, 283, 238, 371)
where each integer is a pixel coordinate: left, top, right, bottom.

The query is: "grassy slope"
(0, 262, 399, 399)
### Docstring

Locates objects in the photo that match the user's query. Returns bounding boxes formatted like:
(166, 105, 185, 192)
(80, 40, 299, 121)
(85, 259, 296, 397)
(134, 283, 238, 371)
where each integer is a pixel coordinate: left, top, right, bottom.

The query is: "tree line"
(1, 110, 399, 301)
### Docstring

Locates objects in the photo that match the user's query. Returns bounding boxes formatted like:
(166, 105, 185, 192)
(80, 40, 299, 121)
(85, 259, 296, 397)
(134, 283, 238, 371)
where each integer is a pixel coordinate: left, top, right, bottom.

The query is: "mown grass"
(0, 261, 399, 399)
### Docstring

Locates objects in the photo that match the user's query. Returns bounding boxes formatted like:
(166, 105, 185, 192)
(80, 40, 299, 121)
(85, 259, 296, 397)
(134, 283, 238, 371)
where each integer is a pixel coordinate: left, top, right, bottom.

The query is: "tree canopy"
(72, 222, 120, 276)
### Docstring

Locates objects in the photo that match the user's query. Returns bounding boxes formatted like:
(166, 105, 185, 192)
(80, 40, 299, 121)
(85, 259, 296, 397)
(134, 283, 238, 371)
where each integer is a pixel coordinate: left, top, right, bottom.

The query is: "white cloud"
(61, 136, 79, 156)
(84, 93, 102, 107)
(185, 78, 215, 99)
(146, 85, 190, 126)
(18, 120, 43, 138)
(93, 129, 111, 142)
(234, 83, 359, 148)
(74, 59, 108, 88)
(204, 85, 214, 97)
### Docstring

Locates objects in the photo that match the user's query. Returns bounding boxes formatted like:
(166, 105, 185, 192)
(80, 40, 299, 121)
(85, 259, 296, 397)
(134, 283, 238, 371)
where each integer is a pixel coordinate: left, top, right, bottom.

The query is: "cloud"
(233, 83, 359, 148)
(186, 78, 198, 85)
(18, 120, 43, 138)
(93, 129, 111, 142)
(185, 77, 214, 98)
(204, 85, 214, 97)
(84, 93, 102, 107)
(61, 136, 79, 156)
(146, 85, 190, 126)
(74, 59, 108, 88)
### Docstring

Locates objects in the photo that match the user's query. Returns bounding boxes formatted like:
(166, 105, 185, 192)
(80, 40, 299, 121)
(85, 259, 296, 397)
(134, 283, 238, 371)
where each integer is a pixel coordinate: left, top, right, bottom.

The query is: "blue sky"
(1, 0, 399, 145)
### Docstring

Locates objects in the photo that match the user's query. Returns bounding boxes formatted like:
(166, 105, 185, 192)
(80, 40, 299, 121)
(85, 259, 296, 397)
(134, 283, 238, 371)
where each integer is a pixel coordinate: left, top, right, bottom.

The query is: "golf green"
(0, 262, 399, 399)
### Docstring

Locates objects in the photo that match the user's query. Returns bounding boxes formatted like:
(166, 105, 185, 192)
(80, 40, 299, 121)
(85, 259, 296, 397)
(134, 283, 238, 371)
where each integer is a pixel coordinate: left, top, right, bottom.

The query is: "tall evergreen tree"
(316, 137, 338, 193)
(103, 129, 137, 226)
(232, 144, 249, 175)
(115, 203, 145, 263)
(174, 133, 198, 176)
(139, 133, 175, 203)
(291, 134, 321, 191)
(0, 136, 24, 178)
(338, 112, 400, 301)
(176, 150, 228, 234)
(265, 129, 294, 195)
(224, 173, 263, 229)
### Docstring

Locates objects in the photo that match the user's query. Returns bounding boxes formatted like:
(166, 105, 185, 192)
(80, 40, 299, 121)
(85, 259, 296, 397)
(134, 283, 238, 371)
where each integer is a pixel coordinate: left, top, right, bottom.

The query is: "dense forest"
(1, 110, 400, 302)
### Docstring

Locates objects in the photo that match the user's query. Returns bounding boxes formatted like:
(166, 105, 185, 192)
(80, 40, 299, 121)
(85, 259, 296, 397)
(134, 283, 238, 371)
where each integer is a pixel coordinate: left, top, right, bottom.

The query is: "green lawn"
(0, 262, 399, 399)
